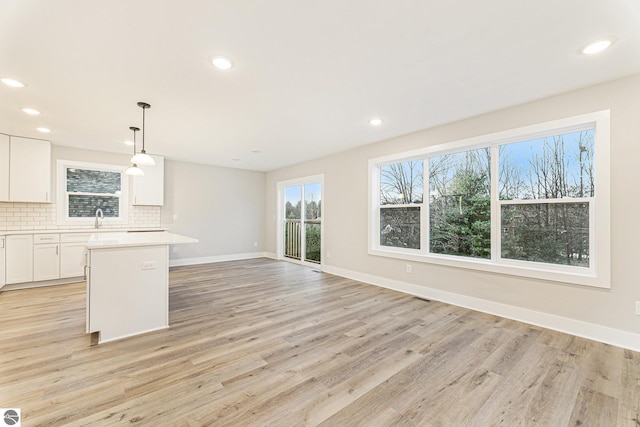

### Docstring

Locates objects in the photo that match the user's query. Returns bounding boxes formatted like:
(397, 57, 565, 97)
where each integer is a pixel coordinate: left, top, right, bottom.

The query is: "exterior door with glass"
(281, 178, 322, 266)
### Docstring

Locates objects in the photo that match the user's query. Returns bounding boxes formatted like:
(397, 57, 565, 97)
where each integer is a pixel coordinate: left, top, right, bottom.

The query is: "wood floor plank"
(568, 386, 618, 426)
(1, 258, 639, 426)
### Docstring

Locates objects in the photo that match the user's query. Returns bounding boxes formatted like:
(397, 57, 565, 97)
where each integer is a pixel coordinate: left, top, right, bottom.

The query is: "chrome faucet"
(95, 208, 104, 228)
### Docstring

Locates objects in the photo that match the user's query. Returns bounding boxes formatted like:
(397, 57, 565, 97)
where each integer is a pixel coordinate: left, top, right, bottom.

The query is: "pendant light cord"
(141, 106, 146, 153)
(137, 101, 151, 154)
(129, 126, 140, 157)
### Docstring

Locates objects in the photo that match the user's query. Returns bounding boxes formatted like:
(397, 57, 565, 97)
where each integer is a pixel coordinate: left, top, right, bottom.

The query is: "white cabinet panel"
(9, 136, 51, 203)
(132, 154, 164, 206)
(6, 234, 33, 284)
(0, 236, 6, 289)
(0, 134, 9, 201)
(60, 233, 90, 278)
(60, 242, 87, 278)
(33, 243, 60, 281)
(88, 245, 168, 342)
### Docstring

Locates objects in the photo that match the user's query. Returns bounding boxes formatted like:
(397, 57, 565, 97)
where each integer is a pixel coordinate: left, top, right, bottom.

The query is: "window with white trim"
(369, 111, 610, 288)
(56, 160, 129, 225)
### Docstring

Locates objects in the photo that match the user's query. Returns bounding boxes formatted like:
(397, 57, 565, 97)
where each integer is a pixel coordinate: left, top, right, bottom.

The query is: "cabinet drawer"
(60, 233, 92, 243)
(34, 234, 59, 244)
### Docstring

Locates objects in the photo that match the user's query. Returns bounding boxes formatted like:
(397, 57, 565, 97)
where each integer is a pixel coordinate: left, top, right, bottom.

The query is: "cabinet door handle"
(56, 245, 59, 255)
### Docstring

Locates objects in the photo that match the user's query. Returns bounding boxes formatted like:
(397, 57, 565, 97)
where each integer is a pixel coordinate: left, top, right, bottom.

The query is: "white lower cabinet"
(60, 233, 90, 278)
(33, 234, 60, 281)
(4, 233, 90, 286)
(33, 243, 60, 281)
(6, 235, 34, 284)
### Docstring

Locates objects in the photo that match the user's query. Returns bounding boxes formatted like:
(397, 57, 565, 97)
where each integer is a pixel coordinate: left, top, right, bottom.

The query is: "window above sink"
(56, 160, 129, 226)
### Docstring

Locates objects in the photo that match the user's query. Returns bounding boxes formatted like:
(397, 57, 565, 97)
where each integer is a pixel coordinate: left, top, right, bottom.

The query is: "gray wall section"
(162, 159, 266, 262)
(265, 73, 640, 335)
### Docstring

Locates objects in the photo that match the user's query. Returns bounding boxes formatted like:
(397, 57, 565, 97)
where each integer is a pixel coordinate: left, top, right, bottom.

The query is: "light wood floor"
(1, 258, 638, 426)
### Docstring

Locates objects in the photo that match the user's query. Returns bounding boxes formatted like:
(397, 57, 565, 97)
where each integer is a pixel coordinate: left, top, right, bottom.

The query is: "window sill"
(368, 247, 608, 289)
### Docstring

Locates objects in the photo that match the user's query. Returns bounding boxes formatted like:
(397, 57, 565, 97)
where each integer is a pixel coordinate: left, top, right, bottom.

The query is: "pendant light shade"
(125, 126, 145, 176)
(130, 101, 155, 166)
(130, 152, 155, 166)
(125, 164, 145, 176)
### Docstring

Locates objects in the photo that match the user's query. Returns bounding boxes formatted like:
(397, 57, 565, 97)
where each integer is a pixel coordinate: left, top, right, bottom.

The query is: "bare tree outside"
(500, 129, 594, 266)
(376, 128, 595, 267)
(379, 161, 423, 249)
(380, 161, 423, 205)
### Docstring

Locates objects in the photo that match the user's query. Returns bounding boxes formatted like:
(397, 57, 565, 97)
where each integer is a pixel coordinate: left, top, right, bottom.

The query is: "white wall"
(162, 159, 266, 264)
(265, 73, 640, 348)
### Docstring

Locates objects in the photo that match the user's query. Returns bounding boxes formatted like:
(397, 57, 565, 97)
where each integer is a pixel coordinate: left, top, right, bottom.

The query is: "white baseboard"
(323, 264, 640, 352)
(169, 251, 268, 267)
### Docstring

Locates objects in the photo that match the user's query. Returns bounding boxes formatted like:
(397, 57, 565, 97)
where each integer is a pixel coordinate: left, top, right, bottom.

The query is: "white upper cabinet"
(132, 154, 164, 206)
(0, 134, 9, 201)
(9, 136, 52, 203)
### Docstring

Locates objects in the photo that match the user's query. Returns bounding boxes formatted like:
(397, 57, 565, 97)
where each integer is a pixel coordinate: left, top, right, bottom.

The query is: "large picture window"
(369, 111, 610, 288)
(57, 160, 129, 225)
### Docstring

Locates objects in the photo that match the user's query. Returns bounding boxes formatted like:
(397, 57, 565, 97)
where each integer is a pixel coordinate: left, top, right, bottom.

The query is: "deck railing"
(284, 219, 321, 263)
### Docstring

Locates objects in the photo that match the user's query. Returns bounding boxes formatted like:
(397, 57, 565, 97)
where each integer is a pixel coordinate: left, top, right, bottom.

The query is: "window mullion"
(490, 145, 500, 262)
(422, 157, 429, 254)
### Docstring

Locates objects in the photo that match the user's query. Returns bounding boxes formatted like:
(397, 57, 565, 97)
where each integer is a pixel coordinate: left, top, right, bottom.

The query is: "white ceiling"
(1, 1, 639, 171)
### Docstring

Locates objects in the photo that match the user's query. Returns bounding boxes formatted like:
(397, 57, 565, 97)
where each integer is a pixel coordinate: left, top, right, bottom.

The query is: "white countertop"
(86, 231, 197, 249)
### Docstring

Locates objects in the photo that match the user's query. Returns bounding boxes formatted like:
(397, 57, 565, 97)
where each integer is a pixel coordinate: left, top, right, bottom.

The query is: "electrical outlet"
(635, 301, 640, 315)
(172, 247, 178, 253)
(406, 264, 412, 274)
(173, 213, 178, 220)
(326, 250, 331, 259)
(142, 261, 157, 270)
(254, 241, 258, 247)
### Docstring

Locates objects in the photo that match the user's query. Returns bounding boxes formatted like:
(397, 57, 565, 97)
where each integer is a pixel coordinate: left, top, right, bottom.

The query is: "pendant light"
(125, 126, 144, 176)
(130, 101, 155, 166)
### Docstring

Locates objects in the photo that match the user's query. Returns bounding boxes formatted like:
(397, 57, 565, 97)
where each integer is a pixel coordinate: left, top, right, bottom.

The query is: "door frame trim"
(276, 174, 324, 269)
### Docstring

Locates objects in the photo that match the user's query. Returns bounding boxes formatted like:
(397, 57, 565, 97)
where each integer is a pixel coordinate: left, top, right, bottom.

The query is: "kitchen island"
(86, 231, 197, 344)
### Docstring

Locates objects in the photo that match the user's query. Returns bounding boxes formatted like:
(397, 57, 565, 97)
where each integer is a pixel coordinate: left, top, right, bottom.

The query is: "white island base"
(86, 232, 197, 344)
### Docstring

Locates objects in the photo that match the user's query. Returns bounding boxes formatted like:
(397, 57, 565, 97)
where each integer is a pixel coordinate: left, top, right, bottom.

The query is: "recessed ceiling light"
(22, 107, 41, 115)
(232, 158, 240, 161)
(1, 78, 25, 88)
(251, 150, 261, 154)
(582, 39, 614, 55)
(211, 56, 233, 70)
(369, 118, 383, 126)
(36, 127, 51, 133)
(124, 140, 134, 146)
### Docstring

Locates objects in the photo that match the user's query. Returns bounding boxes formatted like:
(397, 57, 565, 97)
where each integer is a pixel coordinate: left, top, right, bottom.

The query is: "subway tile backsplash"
(0, 202, 161, 231)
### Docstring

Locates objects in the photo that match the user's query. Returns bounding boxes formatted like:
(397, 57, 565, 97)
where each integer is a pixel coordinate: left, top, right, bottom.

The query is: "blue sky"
(284, 183, 321, 205)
